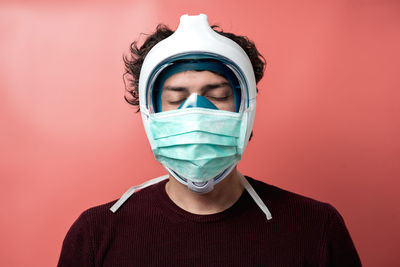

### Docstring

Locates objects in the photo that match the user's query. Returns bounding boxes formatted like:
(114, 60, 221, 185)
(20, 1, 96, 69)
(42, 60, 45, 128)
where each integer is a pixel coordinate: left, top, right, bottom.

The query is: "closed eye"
(168, 99, 186, 105)
(207, 95, 233, 101)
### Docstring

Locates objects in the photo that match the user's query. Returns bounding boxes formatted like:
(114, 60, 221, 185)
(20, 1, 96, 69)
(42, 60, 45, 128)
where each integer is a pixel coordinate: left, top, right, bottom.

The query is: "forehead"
(163, 70, 229, 88)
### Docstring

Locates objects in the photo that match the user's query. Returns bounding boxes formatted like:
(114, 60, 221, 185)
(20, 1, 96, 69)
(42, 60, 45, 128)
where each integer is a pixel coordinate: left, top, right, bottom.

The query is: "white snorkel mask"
(139, 14, 257, 194)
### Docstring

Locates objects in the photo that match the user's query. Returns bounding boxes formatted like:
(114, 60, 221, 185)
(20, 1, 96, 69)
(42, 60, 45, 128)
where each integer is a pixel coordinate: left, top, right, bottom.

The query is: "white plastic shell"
(138, 14, 257, 188)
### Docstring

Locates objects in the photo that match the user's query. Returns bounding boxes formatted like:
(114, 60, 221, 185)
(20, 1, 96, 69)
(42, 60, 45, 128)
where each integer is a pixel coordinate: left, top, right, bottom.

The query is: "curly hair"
(123, 24, 266, 111)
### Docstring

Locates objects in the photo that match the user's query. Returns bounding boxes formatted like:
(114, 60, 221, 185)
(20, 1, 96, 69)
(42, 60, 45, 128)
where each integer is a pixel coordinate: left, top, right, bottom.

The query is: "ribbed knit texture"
(58, 177, 361, 267)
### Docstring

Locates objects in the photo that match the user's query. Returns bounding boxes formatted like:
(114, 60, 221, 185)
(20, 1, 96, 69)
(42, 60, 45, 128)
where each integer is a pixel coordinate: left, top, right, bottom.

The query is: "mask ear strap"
(110, 174, 169, 213)
(238, 173, 272, 220)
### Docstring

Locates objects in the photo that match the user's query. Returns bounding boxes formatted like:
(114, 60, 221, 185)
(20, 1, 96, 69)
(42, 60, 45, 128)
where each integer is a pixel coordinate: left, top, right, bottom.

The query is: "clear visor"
(146, 53, 249, 114)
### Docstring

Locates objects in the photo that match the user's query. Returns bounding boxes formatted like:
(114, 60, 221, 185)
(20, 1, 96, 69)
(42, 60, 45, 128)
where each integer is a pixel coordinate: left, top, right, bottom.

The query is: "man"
(58, 14, 361, 266)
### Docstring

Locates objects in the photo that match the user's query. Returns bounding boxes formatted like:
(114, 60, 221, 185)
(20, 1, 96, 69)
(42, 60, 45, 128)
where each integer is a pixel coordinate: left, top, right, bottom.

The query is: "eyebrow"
(201, 82, 231, 92)
(163, 86, 187, 92)
(163, 82, 231, 93)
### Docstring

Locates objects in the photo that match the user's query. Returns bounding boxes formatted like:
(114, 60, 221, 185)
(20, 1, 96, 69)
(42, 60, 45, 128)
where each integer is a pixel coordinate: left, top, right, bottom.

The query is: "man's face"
(160, 70, 235, 112)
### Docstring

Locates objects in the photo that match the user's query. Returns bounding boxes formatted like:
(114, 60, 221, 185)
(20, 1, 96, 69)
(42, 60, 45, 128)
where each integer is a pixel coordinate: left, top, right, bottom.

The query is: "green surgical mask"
(147, 107, 250, 183)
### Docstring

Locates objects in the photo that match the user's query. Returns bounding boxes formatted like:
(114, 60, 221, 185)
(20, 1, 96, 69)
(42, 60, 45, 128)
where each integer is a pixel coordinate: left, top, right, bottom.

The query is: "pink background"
(1, 0, 399, 266)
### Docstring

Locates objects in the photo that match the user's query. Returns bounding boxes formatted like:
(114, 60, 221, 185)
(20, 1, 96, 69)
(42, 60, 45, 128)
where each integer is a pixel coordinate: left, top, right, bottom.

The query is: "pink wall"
(1, 0, 399, 266)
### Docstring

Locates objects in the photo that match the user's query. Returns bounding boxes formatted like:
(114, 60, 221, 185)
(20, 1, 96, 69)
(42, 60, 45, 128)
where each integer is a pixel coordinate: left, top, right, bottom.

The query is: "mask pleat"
(148, 108, 247, 183)
(155, 131, 237, 147)
(150, 110, 242, 139)
(159, 155, 241, 182)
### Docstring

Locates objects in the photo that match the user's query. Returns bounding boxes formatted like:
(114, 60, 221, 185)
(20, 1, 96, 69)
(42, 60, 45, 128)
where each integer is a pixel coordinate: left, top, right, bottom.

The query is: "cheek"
(160, 99, 176, 112)
(160, 91, 185, 112)
(212, 99, 235, 112)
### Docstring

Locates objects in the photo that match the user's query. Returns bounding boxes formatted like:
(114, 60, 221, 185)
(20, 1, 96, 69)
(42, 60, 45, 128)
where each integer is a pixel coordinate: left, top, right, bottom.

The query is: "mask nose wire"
(110, 173, 272, 221)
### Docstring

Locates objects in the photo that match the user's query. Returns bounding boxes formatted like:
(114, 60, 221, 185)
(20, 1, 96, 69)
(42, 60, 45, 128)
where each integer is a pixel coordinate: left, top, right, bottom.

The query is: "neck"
(165, 168, 244, 215)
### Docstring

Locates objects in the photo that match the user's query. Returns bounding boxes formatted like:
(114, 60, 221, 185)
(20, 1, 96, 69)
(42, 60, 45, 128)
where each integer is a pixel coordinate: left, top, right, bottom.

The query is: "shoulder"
(59, 180, 165, 265)
(80, 179, 166, 222)
(246, 176, 341, 223)
(246, 177, 361, 265)
(64, 179, 166, 239)
(58, 181, 161, 266)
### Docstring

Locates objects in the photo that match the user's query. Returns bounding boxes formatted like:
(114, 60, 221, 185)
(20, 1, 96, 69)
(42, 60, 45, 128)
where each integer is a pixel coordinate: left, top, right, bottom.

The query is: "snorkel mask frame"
(138, 14, 257, 193)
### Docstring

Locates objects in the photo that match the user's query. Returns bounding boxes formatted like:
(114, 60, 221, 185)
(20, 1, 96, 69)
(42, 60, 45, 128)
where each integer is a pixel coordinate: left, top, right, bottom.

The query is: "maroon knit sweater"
(58, 177, 361, 266)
